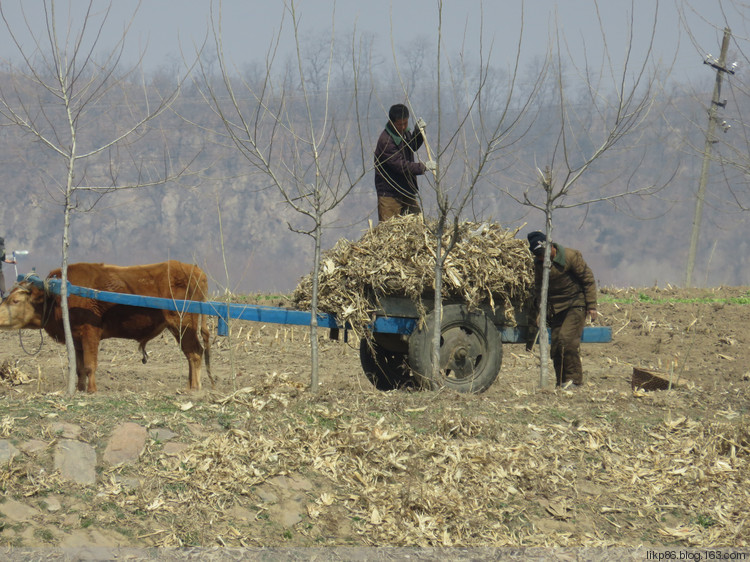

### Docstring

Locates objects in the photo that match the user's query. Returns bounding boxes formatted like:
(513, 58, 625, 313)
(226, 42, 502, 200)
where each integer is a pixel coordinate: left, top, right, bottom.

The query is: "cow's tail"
(201, 314, 214, 389)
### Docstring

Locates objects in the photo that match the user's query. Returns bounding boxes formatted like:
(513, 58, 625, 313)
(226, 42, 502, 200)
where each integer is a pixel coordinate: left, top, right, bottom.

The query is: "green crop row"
(599, 292, 750, 305)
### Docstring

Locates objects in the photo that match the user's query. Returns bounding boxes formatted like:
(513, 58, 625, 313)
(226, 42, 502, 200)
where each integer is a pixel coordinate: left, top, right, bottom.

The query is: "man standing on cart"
(373, 104, 436, 222)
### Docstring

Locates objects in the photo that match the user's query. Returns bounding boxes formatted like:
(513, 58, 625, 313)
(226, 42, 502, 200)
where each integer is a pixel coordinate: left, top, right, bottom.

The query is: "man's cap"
(527, 231, 546, 255)
(388, 104, 409, 122)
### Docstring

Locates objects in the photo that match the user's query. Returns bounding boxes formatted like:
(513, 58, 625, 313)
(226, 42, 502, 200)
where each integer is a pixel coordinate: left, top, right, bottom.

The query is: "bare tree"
(382, 0, 546, 386)
(509, 1, 667, 387)
(199, 0, 367, 391)
(0, 1, 195, 394)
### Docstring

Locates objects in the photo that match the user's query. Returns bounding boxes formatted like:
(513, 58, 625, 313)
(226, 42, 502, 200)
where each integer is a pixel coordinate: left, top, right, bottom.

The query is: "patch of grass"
(216, 413, 234, 430)
(600, 293, 750, 305)
(547, 408, 572, 422)
(696, 514, 717, 528)
(313, 415, 337, 430)
(80, 517, 95, 529)
(34, 528, 55, 543)
(228, 293, 291, 306)
(165, 482, 188, 493)
(115, 526, 135, 538)
(179, 531, 201, 546)
(99, 502, 123, 516)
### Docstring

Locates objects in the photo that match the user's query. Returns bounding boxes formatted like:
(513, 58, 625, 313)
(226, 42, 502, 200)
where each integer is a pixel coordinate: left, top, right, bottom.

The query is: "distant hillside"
(0, 76, 747, 294)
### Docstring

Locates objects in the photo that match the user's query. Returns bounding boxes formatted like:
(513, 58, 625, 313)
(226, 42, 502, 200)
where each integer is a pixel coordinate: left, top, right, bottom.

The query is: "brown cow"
(0, 261, 211, 393)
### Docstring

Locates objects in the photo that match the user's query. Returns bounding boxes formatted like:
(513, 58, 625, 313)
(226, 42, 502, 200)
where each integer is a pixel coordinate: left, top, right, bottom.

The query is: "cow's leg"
(75, 347, 87, 392)
(200, 315, 213, 388)
(78, 330, 101, 393)
(168, 322, 203, 391)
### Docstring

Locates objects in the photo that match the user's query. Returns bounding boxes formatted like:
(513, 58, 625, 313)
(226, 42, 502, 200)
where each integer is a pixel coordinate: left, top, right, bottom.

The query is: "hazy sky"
(0, 1, 742, 86)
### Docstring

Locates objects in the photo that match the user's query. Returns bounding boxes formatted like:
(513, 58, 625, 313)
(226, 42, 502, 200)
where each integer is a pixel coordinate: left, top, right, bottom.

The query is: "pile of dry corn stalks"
(292, 215, 534, 334)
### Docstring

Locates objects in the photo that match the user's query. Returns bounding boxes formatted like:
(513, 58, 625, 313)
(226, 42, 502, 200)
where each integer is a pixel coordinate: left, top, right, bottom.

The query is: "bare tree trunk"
(62, 197, 76, 395)
(430, 213, 446, 382)
(309, 215, 322, 392)
(538, 213, 553, 389)
(62, 73, 77, 395)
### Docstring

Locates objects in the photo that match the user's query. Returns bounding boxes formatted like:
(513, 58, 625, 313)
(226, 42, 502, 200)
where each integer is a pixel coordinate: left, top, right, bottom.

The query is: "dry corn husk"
(0, 359, 32, 386)
(292, 215, 534, 333)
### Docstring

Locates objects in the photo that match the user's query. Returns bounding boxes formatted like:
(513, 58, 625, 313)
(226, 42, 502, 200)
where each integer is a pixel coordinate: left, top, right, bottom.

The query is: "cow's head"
(0, 282, 48, 330)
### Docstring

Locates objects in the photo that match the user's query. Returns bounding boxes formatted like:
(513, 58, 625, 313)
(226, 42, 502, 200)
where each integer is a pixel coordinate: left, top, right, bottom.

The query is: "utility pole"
(685, 28, 734, 287)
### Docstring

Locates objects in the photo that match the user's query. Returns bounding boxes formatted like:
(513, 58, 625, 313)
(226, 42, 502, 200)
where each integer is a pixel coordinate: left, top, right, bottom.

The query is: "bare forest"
(0, 46, 747, 294)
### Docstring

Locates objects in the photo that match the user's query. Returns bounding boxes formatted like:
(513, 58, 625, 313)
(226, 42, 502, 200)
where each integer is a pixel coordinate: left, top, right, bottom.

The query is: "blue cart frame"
(18, 274, 611, 343)
(17, 273, 611, 393)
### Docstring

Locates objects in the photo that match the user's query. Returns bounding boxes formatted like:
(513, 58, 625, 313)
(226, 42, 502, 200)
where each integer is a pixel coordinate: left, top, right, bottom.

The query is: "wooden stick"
(417, 123, 436, 178)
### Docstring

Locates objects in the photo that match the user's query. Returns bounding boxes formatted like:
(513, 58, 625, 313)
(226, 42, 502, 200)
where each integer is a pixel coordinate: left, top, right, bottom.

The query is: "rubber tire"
(359, 336, 414, 391)
(408, 304, 502, 394)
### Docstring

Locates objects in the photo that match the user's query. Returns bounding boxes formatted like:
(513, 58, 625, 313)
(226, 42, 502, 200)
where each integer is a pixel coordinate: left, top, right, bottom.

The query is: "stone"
(226, 505, 254, 521)
(0, 439, 19, 462)
(54, 440, 97, 485)
(50, 422, 82, 439)
(103, 422, 147, 466)
(18, 439, 48, 455)
(149, 427, 177, 441)
(0, 499, 40, 522)
(114, 475, 141, 491)
(42, 496, 62, 512)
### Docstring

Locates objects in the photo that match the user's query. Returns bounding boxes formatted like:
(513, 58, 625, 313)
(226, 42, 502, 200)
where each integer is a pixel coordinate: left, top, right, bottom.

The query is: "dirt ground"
(0, 286, 748, 550)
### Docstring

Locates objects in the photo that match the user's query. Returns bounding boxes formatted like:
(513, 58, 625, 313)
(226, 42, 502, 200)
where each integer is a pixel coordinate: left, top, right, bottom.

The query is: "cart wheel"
(408, 304, 502, 394)
(359, 337, 414, 391)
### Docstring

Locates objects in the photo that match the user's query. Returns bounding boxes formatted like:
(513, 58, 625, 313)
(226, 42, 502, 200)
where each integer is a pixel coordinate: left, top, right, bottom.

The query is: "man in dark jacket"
(528, 231, 597, 387)
(374, 104, 436, 222)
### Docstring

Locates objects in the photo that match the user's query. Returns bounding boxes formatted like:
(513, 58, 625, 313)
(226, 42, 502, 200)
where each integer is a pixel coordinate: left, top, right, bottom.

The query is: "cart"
(18, 274, 611, 394)
(359, 295, 610, 393)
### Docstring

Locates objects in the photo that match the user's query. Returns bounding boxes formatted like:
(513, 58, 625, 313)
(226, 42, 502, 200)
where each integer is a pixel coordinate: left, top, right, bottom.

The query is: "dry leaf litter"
(292, 215, 535, 335)
(49, 383, 744, 548)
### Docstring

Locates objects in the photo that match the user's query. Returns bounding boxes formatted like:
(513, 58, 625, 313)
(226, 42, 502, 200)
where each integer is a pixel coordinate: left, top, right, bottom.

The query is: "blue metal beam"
(19, 275, 339, 334)
(15, 274, 611, 343)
